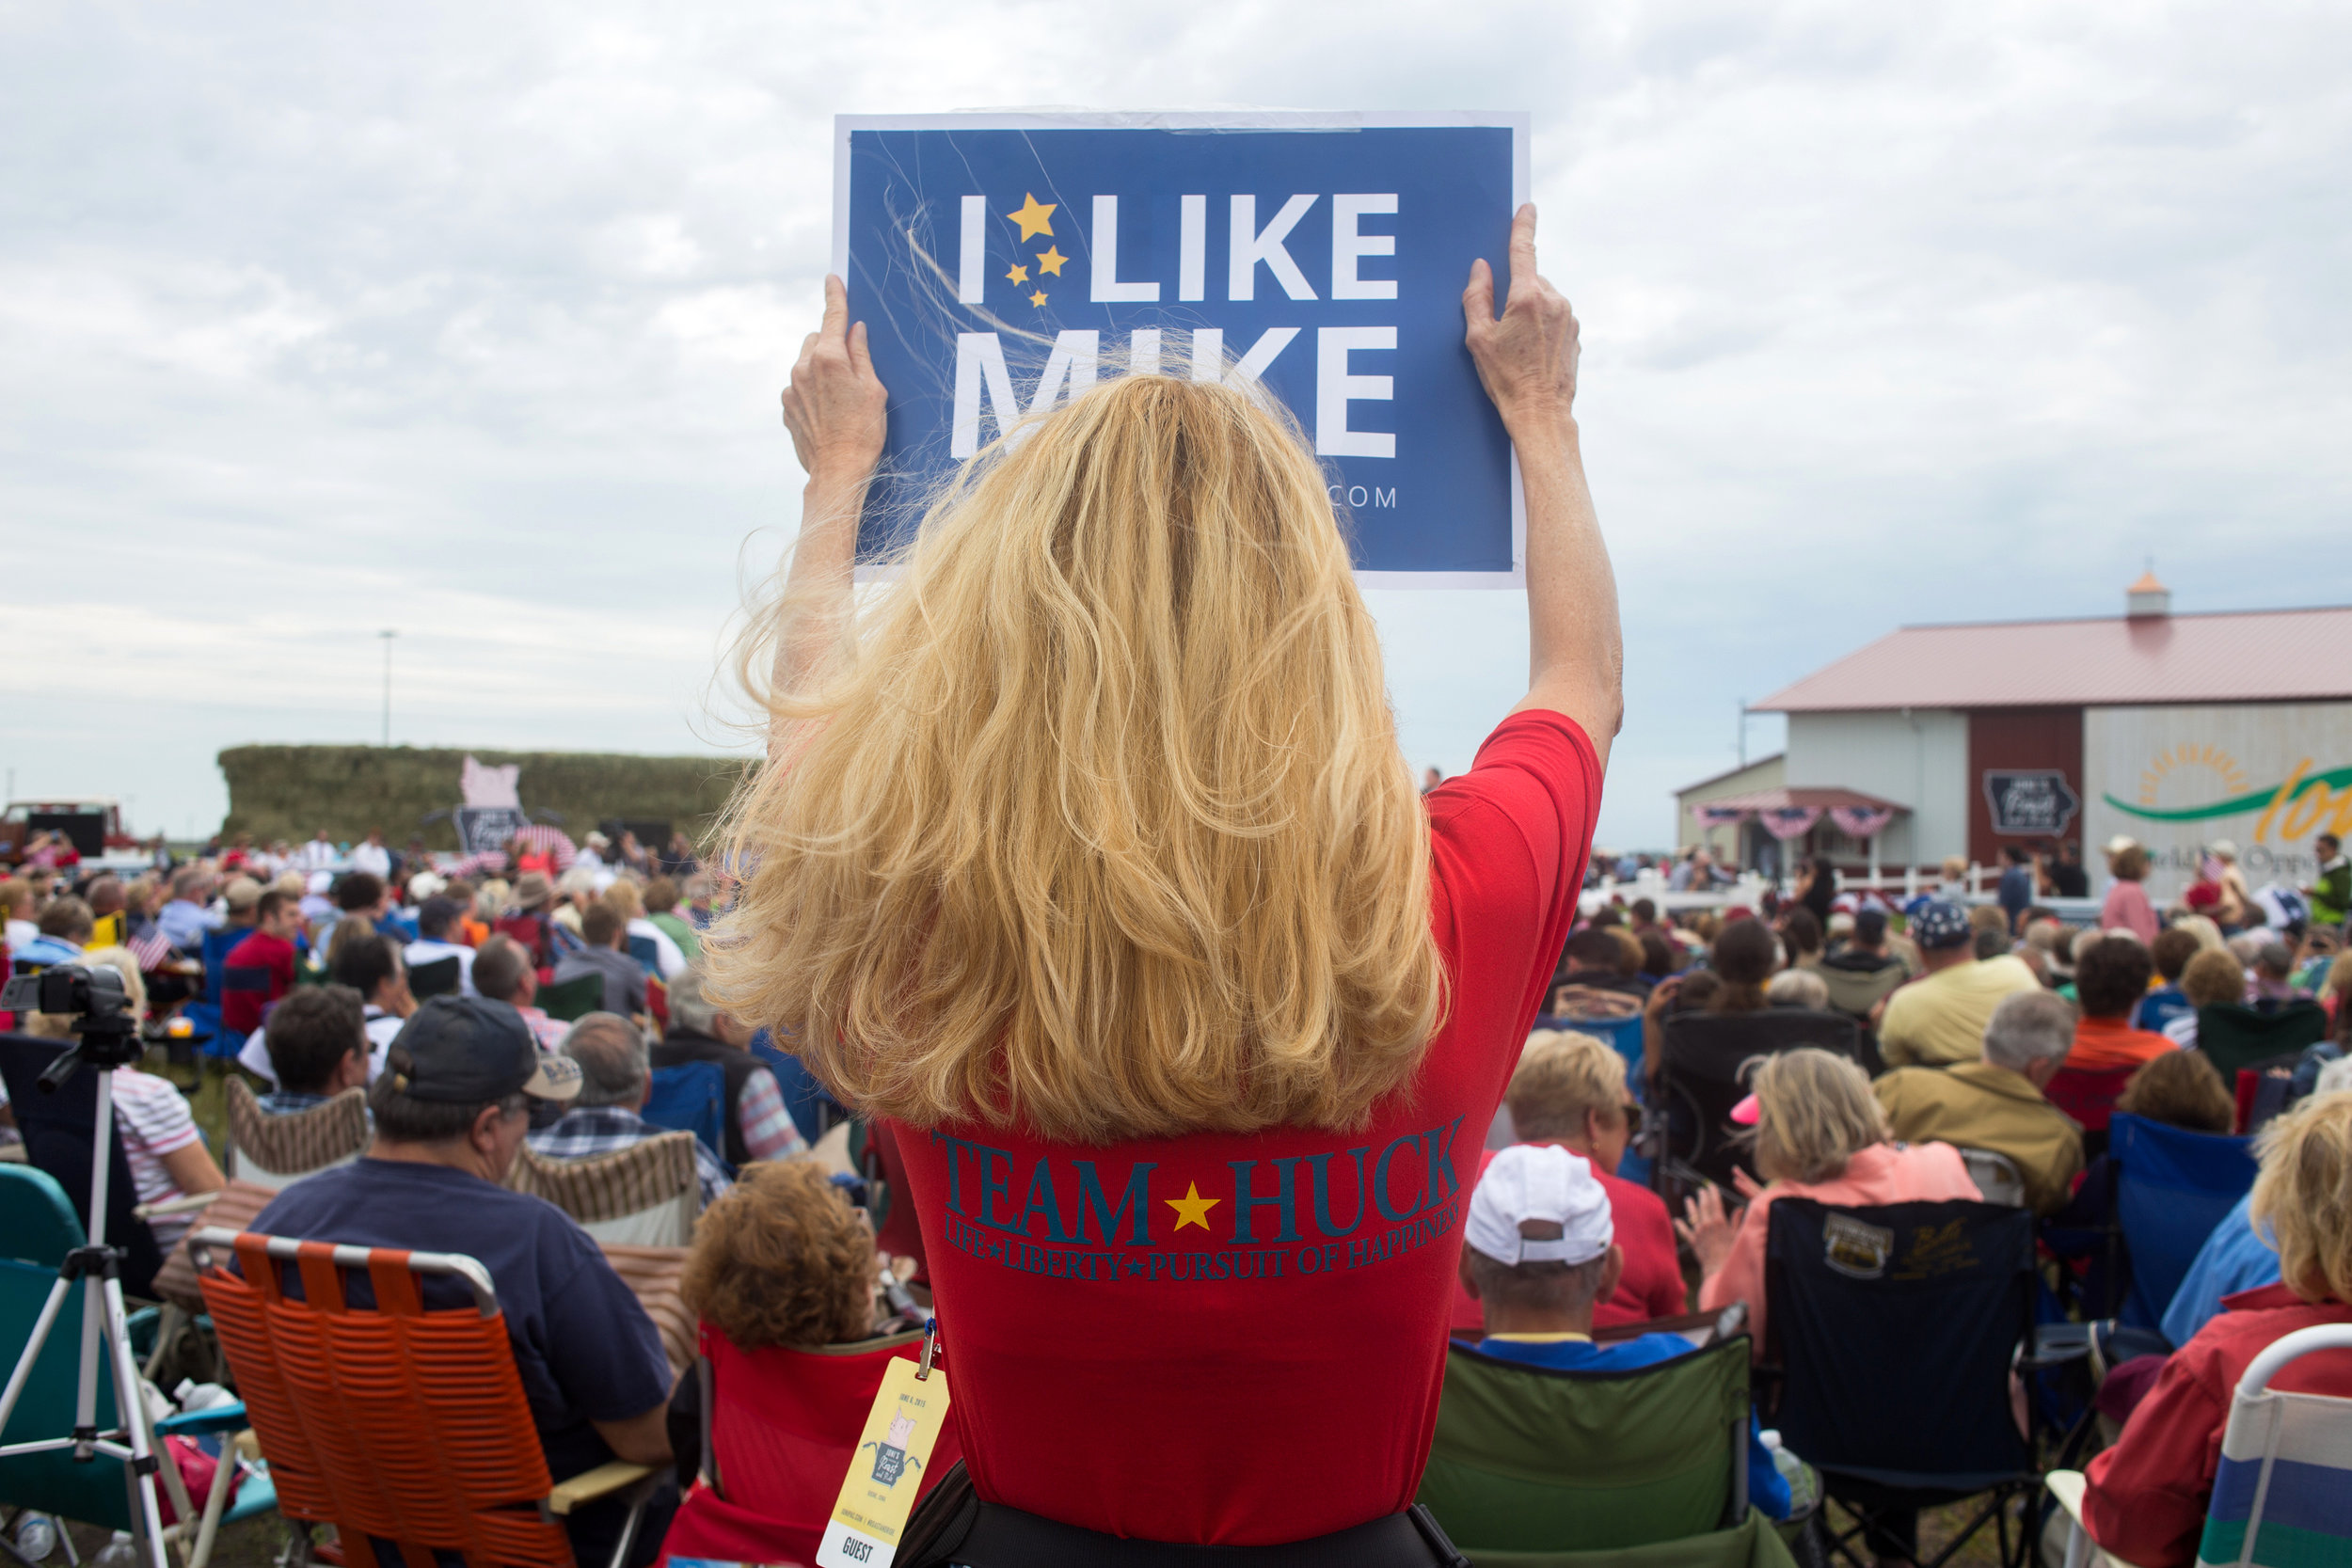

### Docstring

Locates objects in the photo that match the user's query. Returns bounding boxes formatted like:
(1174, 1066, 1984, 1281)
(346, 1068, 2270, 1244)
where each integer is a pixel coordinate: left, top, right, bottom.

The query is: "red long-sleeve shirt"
(220, 928, 296, 1035)
(2083, 1283, 2352, 1565)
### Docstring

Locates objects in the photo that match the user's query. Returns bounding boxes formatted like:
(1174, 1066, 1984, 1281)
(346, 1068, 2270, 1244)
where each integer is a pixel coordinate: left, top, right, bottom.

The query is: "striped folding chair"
(191, 1227, 663, 1568)
(2047, 1323, 2352, 1568)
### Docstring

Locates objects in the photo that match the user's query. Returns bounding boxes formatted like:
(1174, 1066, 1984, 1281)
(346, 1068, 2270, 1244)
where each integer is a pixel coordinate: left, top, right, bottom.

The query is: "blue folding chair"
(1540, 1009, 1645, 1083)
(749, 1029, 846, 1145)
(643, 1059, 731, 1171)
(196, 929, 251, 1060)
(2109, 1111, 2259, 1333)
(627, 934, 662, 975)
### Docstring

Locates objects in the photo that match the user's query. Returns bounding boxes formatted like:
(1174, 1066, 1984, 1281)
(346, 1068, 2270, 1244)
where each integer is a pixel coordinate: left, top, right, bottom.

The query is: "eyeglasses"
(1610, 1101, 1645, 1136)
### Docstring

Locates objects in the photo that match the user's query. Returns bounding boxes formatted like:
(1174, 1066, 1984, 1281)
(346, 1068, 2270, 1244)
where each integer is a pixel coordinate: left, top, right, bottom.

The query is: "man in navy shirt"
(252, 996, 676, 1565)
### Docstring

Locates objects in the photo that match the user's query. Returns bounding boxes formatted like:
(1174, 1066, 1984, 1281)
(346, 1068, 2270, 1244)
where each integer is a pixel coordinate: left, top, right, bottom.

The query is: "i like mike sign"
(832, 112, 1529, 585)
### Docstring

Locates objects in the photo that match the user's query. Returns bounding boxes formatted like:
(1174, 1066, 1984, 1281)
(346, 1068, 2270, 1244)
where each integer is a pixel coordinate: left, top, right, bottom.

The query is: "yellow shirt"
(1877, 954, 2042, 1068)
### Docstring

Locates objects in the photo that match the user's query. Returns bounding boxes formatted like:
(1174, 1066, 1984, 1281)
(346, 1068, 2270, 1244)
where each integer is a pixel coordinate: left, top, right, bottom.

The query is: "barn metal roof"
(1753, 605, 2352, 713)
(1695, 785, 1909, 813)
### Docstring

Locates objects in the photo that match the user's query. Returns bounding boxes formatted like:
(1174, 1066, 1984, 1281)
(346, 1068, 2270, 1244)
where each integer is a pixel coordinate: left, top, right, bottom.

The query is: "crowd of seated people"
(15, 812, 2352, 1568)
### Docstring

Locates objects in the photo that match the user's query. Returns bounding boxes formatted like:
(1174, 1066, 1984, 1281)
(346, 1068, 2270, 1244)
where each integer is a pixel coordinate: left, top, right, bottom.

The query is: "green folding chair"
(0, 1164, 277, 1563)
(2195, 1001, 2328, 1083)
(537, 971, 605, 1023)
(1417, 1336, 1795, 1566)
(1463, 1510, 1799, 1568)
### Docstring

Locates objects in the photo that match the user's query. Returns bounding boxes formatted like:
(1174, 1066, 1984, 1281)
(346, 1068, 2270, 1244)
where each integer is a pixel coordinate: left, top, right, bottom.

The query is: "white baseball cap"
(1465, 1144, 1614, 1268)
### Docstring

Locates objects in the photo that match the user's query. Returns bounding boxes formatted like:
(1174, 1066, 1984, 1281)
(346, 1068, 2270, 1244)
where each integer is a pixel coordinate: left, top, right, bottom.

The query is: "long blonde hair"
(708, 372, 1443, 1144)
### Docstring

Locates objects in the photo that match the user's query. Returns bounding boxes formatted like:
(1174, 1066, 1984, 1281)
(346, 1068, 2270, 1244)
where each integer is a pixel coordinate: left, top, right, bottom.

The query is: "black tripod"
(0, 971, 172, 1568)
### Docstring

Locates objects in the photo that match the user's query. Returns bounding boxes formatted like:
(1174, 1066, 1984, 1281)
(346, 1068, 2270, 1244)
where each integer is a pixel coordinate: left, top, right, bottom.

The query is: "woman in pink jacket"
(1677, 1047, 1981, 1356)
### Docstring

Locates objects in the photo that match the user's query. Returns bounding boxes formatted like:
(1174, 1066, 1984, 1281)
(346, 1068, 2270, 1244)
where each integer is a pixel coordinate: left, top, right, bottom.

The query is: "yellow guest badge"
(815, 1347, 951, 1568)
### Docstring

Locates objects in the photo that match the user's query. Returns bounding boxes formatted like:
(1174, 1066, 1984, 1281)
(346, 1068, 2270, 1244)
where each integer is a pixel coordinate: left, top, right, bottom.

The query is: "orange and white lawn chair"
(191, 1227, 664, 1568)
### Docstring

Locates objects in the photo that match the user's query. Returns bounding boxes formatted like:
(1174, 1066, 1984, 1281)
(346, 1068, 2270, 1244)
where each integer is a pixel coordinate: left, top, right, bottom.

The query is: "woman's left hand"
(1676, 1184, 1739, 1276)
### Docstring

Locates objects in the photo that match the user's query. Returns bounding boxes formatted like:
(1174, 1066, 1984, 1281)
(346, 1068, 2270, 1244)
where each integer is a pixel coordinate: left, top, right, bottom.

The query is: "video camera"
(3, 961, 143, 1073)
(3, 962, 129, 1021)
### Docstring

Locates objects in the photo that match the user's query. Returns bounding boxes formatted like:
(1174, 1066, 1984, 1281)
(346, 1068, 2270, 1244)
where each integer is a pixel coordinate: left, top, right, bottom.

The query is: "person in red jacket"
(220, 890, 302, 1035)
(1450, 1028, 1684, 1332)
(2083, 1092, 2352, 1564)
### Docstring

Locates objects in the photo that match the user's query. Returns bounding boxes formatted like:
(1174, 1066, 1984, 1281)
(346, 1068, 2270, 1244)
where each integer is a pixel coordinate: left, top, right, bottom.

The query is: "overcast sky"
(3, 2, 2346, 848)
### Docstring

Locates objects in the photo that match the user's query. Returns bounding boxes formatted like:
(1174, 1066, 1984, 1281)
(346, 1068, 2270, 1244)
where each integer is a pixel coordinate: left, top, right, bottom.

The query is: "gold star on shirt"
(1033, 245, 1069, 277)
(1166, 1181, 1219, 1232)
(1005, 192, 1057, 242)
(1029, 288, 1050, 309)
(1004, 261, 1029, 285)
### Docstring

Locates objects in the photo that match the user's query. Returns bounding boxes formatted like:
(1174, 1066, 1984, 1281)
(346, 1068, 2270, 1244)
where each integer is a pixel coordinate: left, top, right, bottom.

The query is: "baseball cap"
(1465, 1144, 1614, 1268)
(1910, 899, 1973, 952)
(222, 877, 263, 912)
(383, 996, 581, 1104)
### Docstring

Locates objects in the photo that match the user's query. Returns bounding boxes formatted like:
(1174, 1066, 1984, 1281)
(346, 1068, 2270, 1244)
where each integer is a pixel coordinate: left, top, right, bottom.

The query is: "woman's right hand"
(781, 274, 888, 484)
(1462, 203, 1580, 436)
(1676, 1184, 1739, 1276)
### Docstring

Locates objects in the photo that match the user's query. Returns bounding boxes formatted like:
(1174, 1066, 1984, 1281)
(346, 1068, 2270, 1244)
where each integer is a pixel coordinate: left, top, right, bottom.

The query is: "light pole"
(378, 629, 398, 746)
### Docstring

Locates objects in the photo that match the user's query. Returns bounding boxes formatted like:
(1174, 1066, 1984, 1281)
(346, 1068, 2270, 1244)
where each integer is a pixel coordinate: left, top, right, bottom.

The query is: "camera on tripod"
(4, 961, 144, 1074)
(3, 961, 130, 1022)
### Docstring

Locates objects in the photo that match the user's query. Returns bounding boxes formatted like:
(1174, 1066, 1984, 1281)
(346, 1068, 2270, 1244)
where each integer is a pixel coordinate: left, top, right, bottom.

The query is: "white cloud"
(2, 0, 2347, 852)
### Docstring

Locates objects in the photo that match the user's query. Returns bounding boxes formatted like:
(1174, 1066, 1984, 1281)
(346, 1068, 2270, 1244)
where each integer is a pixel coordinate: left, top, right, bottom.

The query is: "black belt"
(899, 1464, 1470, 1568)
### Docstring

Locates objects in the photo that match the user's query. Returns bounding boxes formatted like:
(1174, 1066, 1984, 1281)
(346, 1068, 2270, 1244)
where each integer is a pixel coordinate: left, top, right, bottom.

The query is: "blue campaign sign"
(832, 112, 1529, 585)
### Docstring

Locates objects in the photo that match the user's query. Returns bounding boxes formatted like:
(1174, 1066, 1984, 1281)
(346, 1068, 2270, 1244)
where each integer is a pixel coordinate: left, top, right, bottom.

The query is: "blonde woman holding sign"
(712, 205, 1619, 1565)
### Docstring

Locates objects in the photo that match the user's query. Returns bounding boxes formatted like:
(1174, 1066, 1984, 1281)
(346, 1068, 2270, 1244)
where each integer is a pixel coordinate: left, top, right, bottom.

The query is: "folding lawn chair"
(506, 1132, 703, 1247)
(1417, 1335, 1782, 1560)
(538, 971, 606, 1024)
(642, 1060, 728, 1171)
(222, 1078, 368, 1191)
(749, 1030, 843, 1145)
(2106, 1112, 2258, 1333)
(0, 1035, 166, 1300)
(1957, 1148, 2029, 1209)
(494, 913, 551, 969)
(626, 935, 662, 975)
(404, 954, 462, 1002)
(660, 1323, 963, 1568)
(0, 1165, 276, 1567)
(2045, 1323, 2352, 1568)
(1654, 1011, 1860, 1201)
(2043, 1067, 2136, 1155)
(1537, 1010, 1646, 1085)
(1765, 1197, 2041, 1568)
(191, 1227, 665, 1568)
(2196, 1002, 2328, 1085)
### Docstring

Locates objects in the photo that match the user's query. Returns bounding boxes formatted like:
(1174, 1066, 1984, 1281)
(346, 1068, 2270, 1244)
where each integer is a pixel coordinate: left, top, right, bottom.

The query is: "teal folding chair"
(0, 1164, 277, 1563)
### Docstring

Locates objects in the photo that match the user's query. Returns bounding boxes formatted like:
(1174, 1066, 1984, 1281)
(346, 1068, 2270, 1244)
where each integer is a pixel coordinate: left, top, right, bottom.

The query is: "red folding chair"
(659, 1325, 962, 1567)
(192, 1228, 662, 1568)
(495, 913, 550, 970)
(2044, 1066, 2137, 1136)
